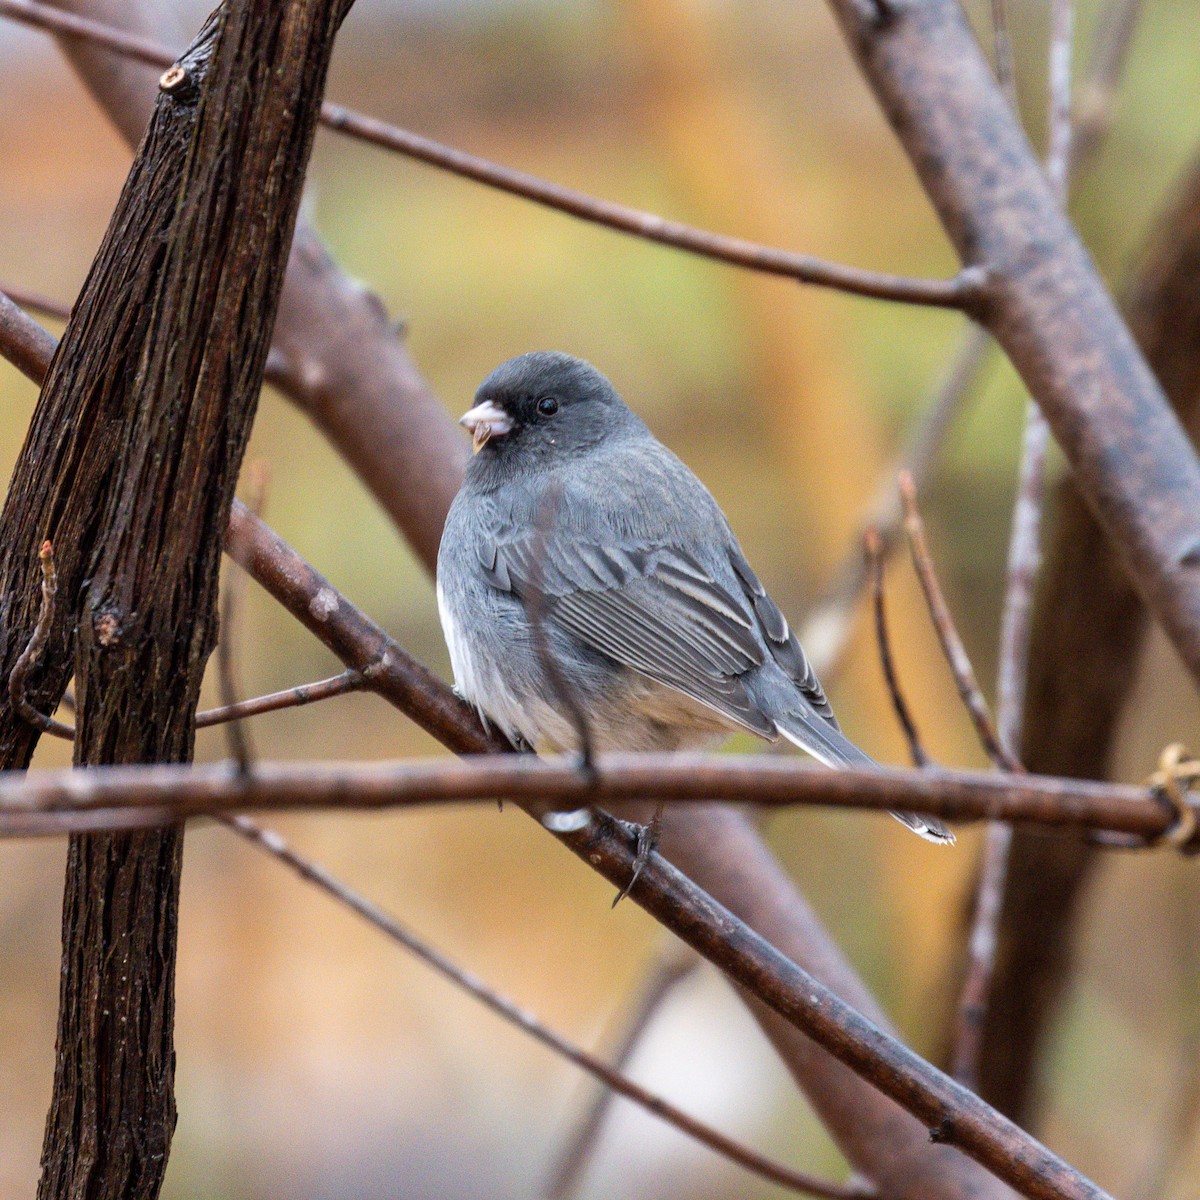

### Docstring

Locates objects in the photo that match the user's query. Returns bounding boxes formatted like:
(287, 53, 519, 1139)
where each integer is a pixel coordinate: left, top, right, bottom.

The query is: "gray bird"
(437, 351, 953, 844)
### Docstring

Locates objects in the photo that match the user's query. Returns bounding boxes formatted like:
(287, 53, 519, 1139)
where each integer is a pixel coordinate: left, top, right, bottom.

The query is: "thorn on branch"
(9, 540, 75, 740)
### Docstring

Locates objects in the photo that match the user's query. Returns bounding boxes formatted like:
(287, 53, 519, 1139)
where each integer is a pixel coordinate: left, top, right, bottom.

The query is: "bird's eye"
(536, 395, 559, 417)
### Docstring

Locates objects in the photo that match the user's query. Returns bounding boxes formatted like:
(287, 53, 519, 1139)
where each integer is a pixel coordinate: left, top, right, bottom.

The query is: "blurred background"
(1, 1, 1199, 1196)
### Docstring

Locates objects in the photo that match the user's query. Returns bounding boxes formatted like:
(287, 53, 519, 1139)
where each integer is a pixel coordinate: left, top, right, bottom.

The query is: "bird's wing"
(481, 516, 828, 739)
(725, 544, 836, 725)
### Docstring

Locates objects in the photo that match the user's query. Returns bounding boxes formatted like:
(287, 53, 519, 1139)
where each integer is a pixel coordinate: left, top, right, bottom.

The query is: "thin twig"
(897, 473, 1019, 772)
(952, 0, 1075, 1089)
(0, 282, 71, 323)
(0, 0, 979, 310)
(196, 671, 365, 728)
(546, 946, 701, 1199)
(220, 813, 871, 1200)
(864, 528, 929, 767)
(5, 671, 369, 743)
(1, 754, 1194, 841)
(8, 541, 74, 740)
(799, 0, 1141, 685)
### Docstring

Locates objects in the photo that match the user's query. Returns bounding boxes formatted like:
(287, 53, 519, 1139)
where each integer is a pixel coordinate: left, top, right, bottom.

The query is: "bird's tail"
(774, 709, 955, 845)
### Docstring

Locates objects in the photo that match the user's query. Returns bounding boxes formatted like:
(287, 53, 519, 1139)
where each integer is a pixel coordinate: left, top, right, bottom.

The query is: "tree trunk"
(0, 3, 354, 1197)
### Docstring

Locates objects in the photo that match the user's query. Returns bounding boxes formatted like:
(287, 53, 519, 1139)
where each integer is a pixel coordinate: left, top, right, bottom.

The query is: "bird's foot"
(612, 802, 664, 908)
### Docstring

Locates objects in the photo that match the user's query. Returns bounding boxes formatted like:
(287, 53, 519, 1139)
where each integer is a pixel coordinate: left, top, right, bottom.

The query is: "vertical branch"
(976, 143, 1200, 1122)
(952, 0, 1075, 1091)
(0, 4, 358, 1199)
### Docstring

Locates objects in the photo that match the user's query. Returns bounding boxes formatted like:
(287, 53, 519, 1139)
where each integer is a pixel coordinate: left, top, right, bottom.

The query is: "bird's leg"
(612, 799, 665, 907)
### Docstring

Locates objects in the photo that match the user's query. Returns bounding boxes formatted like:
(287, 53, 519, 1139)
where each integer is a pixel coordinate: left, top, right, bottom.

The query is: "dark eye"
(536, 395, 559, 417)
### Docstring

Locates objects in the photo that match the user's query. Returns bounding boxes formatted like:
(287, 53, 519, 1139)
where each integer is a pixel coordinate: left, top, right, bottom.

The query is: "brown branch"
(952, 0, 1076, 1091)
(0, 0, 979, 311)
(800, 0, 1134, 685)
(0, 273, 1122, 1196)
(826, 0, 1200, 695)
(28, 0, 463, 574)
(1, 754, 1193, 840)
(973, 145, 1200, 1123)
(865, 528, 930, 767)
(0, 289, 60, 385)
(898, 473, 1018, 773)
(220, 504, 1113, 1200)
(545, 946, 701, 1200)
(0, 6, 356, 1200)
(221, 815, 866, 1200)
(195, 671, 365, 729)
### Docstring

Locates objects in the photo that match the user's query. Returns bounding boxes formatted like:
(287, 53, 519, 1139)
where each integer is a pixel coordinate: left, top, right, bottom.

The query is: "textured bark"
(0, 3, 353, 1198)
(972, 152, 1200, 1123)
(46, 0, 466, 573)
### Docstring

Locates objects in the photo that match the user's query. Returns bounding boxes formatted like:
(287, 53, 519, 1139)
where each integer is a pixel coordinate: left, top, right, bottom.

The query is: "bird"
(436, 351, 953, 845)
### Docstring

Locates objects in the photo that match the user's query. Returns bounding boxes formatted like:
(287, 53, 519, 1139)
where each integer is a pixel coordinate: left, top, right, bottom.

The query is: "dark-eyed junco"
(437, 351, 953, 844)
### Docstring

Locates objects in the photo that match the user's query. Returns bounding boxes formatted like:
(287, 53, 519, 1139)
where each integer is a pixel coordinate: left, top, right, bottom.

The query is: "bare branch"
(1, 754, 1193, 842)
(0, 290, 60, 384)
(195, 671, 365, 729)
(0, 0, 980, 309)
(221, 814, 867, 1200)
(953, 0, 1075, 1089)
(826, 0, 1200, 696)
(865, 528, 929, 767)
(898, 473, 1018, 773)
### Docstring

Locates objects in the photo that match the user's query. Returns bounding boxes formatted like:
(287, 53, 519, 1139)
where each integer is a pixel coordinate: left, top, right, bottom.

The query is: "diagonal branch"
(0, 297, 1119, 1199)
(826, 0, 1200, 694)
(222, 814, 873, 1200)
(0, 0, 979, 309)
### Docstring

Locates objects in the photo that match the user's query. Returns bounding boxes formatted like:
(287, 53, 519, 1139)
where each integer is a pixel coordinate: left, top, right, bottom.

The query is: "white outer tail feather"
(775, 714, 956, 845)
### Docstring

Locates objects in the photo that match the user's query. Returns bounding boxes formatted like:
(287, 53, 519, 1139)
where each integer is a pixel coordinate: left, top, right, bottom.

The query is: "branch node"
(929, 1116, 956, 1145)
(93, 610, 123, 647)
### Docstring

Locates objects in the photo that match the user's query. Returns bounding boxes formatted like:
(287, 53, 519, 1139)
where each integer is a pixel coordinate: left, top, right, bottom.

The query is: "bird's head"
(460, 352, 641, 469)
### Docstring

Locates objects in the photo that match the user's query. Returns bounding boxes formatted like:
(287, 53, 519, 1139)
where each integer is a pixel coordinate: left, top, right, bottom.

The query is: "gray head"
(459, 352, 645, 475)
